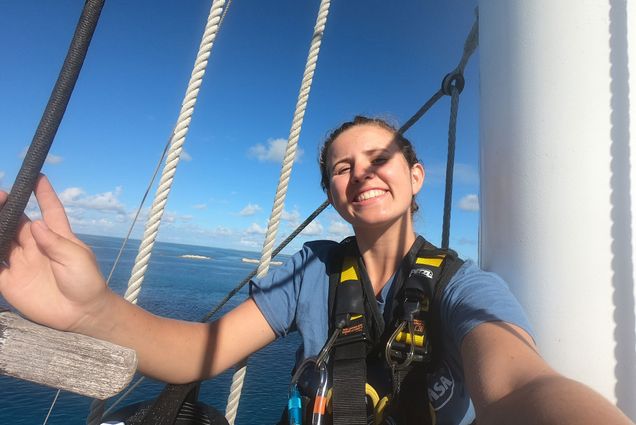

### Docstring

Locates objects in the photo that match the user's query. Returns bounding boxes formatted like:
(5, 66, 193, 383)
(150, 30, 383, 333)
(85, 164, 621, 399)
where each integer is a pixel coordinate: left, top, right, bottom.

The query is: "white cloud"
(245, 222, 267, 235)
(192, 203, 207, 210)
(282, 208, 301, 226)
(328, 219, 352, 239)
(240, 237, 260, 248)
(46, 154, 63, 164)
(162, 211, 193, 224)
(59, 186, 126, 214)
(248, 138, 304, 163)
(458, 194, 479, 212)
(301, 220, 323, 236)
(211, 226, 232, 237)
(0, 171, 5, 187)
(181, 150, 192, 162)
(239, 203, 262, 216)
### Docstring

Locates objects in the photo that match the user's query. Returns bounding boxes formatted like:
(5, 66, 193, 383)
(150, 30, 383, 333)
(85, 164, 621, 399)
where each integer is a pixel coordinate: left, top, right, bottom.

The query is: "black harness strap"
(329, 238, 379, 425)
(328, 236, 464, 425)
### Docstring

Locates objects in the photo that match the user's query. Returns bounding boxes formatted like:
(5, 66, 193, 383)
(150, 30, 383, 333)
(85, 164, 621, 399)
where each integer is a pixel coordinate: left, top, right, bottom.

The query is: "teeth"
(356, 189, 386, 201)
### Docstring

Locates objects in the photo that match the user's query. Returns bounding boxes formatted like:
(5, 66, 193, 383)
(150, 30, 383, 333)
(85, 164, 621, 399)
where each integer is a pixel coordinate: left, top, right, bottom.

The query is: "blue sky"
(0, 0, 480, 259)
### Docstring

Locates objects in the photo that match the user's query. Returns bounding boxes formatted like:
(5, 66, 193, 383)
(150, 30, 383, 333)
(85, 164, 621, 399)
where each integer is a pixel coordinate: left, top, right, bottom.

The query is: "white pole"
(479, 0, 636, 419)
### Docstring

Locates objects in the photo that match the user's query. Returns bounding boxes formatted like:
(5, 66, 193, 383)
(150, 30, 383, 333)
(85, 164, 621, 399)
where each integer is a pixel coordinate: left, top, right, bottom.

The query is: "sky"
(0, 0, 481, 259)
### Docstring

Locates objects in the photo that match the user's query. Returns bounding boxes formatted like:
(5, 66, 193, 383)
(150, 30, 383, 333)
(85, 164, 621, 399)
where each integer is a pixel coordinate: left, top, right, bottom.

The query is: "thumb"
(31, 220, 85, 265)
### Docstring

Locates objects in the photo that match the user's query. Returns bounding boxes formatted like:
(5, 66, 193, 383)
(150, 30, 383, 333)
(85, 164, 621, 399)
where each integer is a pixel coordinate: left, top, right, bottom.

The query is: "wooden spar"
(0, 311, 137, 400)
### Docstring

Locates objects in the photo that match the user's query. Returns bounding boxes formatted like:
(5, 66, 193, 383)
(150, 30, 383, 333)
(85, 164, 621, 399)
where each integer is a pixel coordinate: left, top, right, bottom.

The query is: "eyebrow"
(329, 147, 395, 172)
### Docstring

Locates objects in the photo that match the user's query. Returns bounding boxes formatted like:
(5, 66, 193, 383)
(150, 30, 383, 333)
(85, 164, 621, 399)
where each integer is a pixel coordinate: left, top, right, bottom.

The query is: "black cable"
(441, 86, 460, 249)
(0, 0, 105, 262)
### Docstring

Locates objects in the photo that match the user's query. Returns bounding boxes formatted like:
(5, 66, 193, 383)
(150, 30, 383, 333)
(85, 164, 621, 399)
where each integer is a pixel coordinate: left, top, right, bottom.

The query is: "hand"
(0, 175, 110, 333)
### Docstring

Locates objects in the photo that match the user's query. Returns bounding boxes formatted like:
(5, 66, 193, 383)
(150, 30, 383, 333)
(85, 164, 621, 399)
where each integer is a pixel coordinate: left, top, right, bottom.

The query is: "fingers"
(30, 220, 84, 266)
(33, 175, 73, 239)
(14, 215, 36, 250)
(0, 190, 7, 206)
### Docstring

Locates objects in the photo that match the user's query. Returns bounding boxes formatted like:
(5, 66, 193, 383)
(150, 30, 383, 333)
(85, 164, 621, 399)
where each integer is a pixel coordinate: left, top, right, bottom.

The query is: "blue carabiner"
(288, 384, 303, 425)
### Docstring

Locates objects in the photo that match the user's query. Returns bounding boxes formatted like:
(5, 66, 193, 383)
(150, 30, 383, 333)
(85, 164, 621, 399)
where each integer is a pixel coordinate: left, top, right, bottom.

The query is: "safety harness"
(299, 235, 464, 425)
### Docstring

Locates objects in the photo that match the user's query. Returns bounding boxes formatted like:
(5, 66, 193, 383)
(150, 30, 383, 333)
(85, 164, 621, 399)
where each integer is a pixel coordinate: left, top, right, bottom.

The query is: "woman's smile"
(326, 123, 424, 230)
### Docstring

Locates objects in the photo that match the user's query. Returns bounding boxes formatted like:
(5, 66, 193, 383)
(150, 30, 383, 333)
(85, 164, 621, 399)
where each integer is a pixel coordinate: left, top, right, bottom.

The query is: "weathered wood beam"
(0, 311, 137, 399)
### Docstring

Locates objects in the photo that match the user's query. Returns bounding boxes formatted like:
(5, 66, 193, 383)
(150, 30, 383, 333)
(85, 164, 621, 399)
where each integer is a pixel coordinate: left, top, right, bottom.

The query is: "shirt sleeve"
(249, 240, 337, 338)
(439, 260, 534, 350)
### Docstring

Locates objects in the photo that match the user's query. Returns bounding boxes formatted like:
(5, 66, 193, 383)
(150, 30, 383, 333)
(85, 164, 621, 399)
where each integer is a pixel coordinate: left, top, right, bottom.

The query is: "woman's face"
(326, 124, 424, 230)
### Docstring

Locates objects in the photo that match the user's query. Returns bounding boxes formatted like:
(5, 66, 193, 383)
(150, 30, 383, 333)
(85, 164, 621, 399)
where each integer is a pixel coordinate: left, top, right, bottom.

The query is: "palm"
(0, 177, 107, 332)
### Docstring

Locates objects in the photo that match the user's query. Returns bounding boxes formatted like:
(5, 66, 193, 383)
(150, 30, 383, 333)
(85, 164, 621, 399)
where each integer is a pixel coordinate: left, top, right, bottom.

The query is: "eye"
(372, 156, 387, 165)
(334, 165, 351, 175)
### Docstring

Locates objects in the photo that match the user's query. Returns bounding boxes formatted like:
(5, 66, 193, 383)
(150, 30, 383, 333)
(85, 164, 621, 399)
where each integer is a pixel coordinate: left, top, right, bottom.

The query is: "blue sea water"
(0, 234, 299, 424)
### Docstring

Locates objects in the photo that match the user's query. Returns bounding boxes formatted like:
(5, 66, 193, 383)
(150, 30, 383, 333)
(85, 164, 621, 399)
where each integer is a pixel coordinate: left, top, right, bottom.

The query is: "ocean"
(0, 234, 300, 424)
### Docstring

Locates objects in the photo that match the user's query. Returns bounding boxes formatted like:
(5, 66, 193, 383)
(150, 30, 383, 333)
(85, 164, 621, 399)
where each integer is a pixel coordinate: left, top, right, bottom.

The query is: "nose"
(352, 162, 374, 183)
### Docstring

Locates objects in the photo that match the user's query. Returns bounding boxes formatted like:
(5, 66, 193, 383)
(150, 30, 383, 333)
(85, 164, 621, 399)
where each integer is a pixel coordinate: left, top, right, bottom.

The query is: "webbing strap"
(332, 359, 367, 425)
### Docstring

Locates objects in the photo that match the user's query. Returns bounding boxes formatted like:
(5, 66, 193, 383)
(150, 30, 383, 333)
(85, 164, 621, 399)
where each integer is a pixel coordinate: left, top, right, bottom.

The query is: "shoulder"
(440, 259, 534, 348)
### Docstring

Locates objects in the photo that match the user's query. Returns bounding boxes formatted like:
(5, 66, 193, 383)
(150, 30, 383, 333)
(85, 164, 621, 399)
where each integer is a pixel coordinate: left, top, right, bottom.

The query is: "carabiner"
(384, 320, 416, 370)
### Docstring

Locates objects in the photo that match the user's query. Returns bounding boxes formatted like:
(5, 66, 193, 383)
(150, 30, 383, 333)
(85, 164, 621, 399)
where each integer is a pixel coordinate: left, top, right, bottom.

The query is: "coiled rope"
(224, 1, 332, 424)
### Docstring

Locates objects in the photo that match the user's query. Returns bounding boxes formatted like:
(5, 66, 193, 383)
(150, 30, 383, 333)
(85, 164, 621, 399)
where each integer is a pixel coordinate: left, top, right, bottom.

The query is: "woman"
(0, 116, 632, 424)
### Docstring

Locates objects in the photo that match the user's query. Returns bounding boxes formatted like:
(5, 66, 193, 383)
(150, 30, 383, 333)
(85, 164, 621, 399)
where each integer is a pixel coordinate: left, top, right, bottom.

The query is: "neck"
(353, 218, 417, 294)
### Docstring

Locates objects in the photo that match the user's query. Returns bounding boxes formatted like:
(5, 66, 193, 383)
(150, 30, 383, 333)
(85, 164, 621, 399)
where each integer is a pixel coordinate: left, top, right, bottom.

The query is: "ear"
(411, 163, 425, 194)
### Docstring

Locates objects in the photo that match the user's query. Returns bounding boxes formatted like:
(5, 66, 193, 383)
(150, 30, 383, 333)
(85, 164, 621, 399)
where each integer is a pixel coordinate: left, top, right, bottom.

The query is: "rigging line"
(455, 9, 479, 74)
(105, 139, 171, 285)
(225, 1, 333, 423)
(42, 390, 61, 425)
(0, 1, 107, 424)
(123, 0, 227, 306)
(0, 0, 104, 262)
(104, 0, 235, 288)
(398, 89, 444, 135)
(90, 2, 237, 424)
(441, 86, 460, 249)
(101, 375, 147, 418)
(88, 0, 235, 422)
(200, 200, 330, 323)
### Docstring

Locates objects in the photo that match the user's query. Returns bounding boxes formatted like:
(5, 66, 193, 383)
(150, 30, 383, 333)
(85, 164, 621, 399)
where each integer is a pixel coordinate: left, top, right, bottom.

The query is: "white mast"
(479, 0, 636, 420)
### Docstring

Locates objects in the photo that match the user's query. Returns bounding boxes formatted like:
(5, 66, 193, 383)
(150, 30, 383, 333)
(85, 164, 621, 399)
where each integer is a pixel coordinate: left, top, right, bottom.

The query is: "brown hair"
(319, 115, 421, 214)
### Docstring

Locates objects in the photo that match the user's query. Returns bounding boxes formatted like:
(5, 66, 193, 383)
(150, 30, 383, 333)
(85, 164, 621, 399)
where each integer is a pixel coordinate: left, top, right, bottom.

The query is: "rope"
(123, 0, 225, 303)
(86, 2, 231, 424)
(0, 1, 105, 423)
(441, 86, 460, 249)
(101, 376, 147, 418)
(42, 390, 61, 425)
(201, 200, 329, 323)
(440, 12, 478, 249)
(224, 1, 332, 423)
(0, 0, 104, 263)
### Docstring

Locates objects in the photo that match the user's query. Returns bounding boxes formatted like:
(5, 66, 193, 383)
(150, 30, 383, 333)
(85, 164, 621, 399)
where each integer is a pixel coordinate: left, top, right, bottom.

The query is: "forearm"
(80, 293, 275, 384)
(478, 375, 633, 425)
(80, 291, 224, 383)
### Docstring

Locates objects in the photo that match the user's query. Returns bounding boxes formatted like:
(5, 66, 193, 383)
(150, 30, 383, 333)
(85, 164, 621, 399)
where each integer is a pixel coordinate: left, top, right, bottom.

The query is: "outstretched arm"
(0, 175, 276, 383)
(462, 321, 633, 425)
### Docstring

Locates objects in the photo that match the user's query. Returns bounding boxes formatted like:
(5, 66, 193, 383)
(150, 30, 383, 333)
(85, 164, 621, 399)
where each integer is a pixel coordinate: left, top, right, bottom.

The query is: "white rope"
(86, 2, 226, 424)
(223, 1, 332, 423)
(124, 0, 225, 304)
